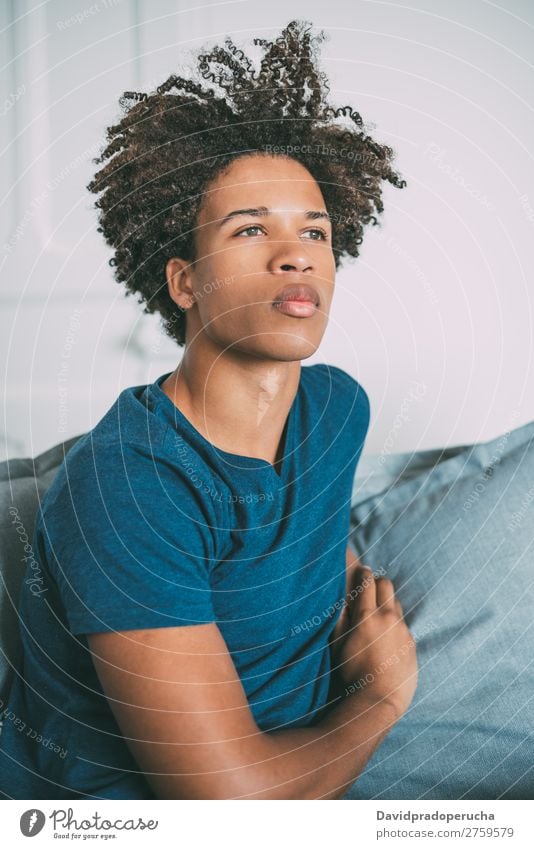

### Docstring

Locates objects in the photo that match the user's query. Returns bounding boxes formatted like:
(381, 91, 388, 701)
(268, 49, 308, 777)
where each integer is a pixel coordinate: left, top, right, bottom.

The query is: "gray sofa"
(0, 435, 83, 707)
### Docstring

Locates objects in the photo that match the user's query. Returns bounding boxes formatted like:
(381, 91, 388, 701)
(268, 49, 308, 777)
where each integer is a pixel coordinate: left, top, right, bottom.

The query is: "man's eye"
(235, 225, 264, 236)
(304, 228, 328, 241)
(234, 226, 329, 240)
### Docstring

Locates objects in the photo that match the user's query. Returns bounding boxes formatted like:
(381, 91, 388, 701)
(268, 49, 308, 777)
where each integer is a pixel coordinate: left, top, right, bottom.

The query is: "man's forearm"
(247, 690, 399, 800)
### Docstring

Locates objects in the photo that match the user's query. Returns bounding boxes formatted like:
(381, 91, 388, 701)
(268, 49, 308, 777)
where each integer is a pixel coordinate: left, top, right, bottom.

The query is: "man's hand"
(328, 545, 418, 721)
(335, 566, 418, 719)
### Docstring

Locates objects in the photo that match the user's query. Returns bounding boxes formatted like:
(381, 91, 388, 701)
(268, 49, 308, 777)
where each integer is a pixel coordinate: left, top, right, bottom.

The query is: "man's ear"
(165, 257, 196, 311)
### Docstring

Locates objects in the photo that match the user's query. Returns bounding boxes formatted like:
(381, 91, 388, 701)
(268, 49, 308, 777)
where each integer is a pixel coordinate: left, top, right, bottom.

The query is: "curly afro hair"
(87, 18, 407, 347)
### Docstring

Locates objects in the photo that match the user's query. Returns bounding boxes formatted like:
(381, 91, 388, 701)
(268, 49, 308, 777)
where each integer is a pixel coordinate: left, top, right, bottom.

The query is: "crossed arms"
(86, 544, 408, 800)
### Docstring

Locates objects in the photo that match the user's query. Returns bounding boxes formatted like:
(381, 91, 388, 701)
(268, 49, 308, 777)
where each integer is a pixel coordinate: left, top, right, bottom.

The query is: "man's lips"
(273, 299, 318, 318)
(271, 284, 320, 319)
(272, 283, 320, 307)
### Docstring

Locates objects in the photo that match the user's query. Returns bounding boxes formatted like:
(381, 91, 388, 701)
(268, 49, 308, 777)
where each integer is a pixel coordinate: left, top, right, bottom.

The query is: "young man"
(0, 20, 417, 800)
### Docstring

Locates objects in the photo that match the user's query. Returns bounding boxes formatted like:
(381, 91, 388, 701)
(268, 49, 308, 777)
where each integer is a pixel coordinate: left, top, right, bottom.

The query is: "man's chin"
(228, 338, 321, 363)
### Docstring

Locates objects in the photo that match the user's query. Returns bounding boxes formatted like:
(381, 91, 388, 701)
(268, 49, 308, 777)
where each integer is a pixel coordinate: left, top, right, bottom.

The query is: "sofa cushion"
(344, 418, 534, 799)
(0, 435, 83, 706)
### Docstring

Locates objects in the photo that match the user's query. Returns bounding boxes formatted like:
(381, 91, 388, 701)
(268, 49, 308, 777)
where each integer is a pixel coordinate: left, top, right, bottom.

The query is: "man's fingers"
(353, 566, 376, 616)
(336, 603, 350, 636)
(349, 568, 401, 620)
(375, 576, 396, 610)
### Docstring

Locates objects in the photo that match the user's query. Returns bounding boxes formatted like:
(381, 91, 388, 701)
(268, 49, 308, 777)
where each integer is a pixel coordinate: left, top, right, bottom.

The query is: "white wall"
(2, 0, 533, 460)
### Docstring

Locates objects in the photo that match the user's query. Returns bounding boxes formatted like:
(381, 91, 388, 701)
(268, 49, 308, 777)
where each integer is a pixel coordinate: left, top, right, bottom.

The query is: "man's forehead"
(202, 172, 323, 206)
(200, 204, 331, 228)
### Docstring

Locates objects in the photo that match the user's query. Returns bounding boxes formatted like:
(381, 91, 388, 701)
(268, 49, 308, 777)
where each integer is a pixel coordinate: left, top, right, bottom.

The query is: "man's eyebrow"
(217, 207, 332, 228)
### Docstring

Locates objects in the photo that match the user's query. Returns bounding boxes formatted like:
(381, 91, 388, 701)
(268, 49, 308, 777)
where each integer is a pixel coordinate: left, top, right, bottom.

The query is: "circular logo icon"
(20, 809, 46, 837)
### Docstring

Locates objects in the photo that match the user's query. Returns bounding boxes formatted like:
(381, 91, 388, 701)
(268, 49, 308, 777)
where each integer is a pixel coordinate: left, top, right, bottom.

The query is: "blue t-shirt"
(0, 363, 370, 800)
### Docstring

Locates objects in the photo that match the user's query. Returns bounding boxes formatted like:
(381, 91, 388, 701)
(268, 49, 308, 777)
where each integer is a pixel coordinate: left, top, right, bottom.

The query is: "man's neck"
(161, 342, 301, 468)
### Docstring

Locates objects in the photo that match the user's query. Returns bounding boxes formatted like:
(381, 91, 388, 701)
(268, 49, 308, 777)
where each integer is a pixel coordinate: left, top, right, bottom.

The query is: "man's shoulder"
(304, 363, 370, 414)
(37, 427, 224, 556)
(42, 394, 163, 486)
(37, 384, 204, 525)
(88, 380, 170, 446)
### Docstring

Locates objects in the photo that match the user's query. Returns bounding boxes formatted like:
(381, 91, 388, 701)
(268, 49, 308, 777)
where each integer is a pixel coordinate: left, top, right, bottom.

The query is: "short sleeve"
(349, 378, 371, 456)
(354, 379, 371, 430)
(39, 438, 219, 635)
(324, 364, 371, 435)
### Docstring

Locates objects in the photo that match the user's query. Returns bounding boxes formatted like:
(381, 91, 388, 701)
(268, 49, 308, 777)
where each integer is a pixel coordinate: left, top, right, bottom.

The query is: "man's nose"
(268, 242, 313, 273)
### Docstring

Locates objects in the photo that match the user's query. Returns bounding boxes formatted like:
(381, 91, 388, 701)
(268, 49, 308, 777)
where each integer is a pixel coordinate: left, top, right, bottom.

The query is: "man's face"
(168, 154, 336, 361)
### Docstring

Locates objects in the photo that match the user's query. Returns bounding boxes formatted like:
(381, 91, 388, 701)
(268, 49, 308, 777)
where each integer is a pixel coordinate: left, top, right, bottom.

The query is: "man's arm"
(87, 619, 398, 801)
